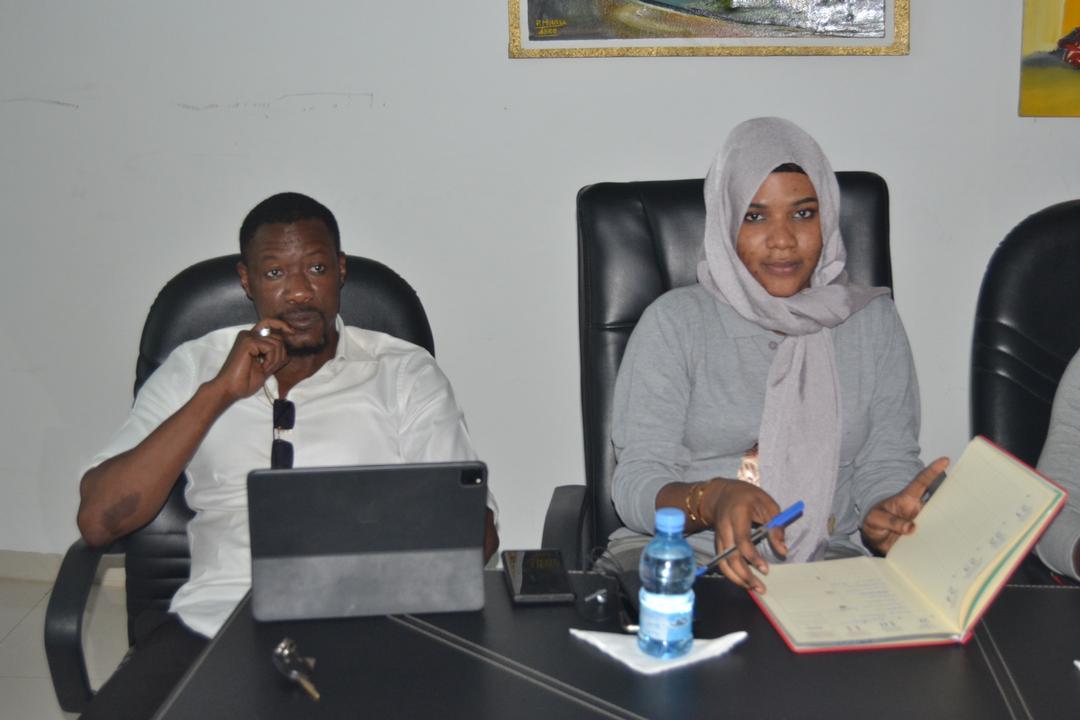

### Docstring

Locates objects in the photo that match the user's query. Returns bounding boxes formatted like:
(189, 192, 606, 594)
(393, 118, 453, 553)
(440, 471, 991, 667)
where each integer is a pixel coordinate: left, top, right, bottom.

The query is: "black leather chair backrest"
(120, 254, 433, 639)
(578, 173, 892, 558)
(971, 200, 1080, 467)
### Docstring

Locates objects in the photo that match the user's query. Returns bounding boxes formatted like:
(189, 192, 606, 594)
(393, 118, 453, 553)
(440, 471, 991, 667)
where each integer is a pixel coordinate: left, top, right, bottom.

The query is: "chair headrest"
(134, 254, 434, 396)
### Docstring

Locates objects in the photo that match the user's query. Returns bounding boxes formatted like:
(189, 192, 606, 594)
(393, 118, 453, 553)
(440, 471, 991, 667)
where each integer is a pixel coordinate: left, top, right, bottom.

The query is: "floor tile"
(4, 584, 129, 680)
(0, 596, 50, 678)
(0, 580, 128, 719)
(0, 676, 76, 720)
(0, 579, 51, 641)
(82, 584, 129, 689)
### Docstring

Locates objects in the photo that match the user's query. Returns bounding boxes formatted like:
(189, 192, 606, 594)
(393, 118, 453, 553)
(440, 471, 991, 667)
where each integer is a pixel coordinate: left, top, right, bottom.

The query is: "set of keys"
(271, 637, 320, 701)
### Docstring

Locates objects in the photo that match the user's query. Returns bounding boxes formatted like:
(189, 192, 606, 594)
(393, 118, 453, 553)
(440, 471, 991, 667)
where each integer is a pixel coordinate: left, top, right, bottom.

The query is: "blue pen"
(695, 500, 805, 577)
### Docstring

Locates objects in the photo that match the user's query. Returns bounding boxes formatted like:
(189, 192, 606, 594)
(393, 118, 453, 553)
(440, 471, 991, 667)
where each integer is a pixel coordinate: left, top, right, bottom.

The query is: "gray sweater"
(1035, 350, 1080, 580)
(610, 284, 923, 558)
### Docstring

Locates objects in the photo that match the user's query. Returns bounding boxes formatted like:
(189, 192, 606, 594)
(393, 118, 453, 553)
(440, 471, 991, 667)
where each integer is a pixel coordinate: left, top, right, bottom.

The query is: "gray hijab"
(697, 117, 888, 562)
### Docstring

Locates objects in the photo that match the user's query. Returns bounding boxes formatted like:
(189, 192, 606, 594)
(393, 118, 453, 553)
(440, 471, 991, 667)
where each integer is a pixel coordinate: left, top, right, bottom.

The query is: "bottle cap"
(655, 507, 686, 534)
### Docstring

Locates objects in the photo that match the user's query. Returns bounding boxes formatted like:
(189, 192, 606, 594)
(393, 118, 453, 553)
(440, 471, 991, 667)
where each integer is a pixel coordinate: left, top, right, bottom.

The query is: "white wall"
(2, 2, 1077, 555)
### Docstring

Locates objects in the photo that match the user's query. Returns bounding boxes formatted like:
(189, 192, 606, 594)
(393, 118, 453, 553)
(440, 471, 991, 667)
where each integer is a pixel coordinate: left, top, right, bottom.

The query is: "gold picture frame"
(508, 0, 909, 58)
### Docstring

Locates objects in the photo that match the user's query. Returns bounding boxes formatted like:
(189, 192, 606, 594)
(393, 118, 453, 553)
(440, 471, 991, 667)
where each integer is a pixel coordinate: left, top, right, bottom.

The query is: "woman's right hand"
(700, 478, 787, 593)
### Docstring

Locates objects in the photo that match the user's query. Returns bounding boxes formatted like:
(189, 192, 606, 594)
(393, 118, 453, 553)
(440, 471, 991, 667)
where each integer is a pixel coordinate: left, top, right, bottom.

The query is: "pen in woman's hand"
(920, 471, 947, 503)
(696, 501, 805, 578)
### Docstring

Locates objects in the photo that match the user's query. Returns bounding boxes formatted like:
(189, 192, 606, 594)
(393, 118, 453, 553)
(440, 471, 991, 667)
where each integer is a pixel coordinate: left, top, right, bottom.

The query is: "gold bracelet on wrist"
(694, 481, 709, 525)
(685, 482, 707, 524)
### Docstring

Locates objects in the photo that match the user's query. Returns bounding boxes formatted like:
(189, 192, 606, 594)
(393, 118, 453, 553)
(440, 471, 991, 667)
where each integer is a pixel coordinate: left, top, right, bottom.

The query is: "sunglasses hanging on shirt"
(272, 399, 295, 469)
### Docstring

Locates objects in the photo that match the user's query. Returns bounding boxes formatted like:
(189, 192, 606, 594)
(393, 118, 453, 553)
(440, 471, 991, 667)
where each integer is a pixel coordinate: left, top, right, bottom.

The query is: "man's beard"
(280, 311, 331, 357)
(285, 341, 327, 358)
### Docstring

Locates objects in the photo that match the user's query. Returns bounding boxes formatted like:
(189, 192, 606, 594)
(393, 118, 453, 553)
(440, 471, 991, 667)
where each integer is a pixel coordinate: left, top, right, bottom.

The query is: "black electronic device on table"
(248, 461, 488, 621)
(501, 549, 575, 604)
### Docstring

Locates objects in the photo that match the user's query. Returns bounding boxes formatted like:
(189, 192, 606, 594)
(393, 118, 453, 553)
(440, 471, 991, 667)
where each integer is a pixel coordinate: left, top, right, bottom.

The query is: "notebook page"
(756, 556, 957, 648)
(886, 437, 1065, 628)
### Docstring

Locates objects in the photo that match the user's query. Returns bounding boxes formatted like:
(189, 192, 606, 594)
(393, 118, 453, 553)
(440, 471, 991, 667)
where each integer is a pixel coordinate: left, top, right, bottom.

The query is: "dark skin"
(655, 172, 947, 593)
(79, 219, 498, 561)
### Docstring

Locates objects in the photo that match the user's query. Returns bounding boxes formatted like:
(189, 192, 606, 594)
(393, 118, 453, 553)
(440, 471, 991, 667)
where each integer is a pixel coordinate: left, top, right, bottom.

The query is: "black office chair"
(972, 199, 1080, 465)
(971, 199, 1080, 584)
(542, 173, 894, 570)
(44, 254, 435, 713)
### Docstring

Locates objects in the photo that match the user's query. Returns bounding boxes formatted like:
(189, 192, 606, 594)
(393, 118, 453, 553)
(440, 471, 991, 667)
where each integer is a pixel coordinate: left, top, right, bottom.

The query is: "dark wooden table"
(154, 572, 1076, 719)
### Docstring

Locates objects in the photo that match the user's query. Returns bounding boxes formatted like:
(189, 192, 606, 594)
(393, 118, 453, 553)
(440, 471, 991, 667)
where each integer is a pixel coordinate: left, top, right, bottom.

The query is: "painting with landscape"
(509, 0, 908, 57)
(1020, 0, 1080, 116)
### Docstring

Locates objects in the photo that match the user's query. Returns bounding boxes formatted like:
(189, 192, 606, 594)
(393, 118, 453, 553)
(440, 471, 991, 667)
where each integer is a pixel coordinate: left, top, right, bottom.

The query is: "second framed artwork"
(1019, 0, 1080, 116)
(508, 0, 909, 58)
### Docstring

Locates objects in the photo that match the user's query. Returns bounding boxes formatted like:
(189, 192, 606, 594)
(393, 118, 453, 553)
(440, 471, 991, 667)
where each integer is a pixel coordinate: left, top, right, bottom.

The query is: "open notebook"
(751, 436, 1066, 652)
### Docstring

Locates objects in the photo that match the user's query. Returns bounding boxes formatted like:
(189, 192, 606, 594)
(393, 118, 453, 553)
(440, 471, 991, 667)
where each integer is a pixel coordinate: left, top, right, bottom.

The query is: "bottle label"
(638, 589, 694, 643)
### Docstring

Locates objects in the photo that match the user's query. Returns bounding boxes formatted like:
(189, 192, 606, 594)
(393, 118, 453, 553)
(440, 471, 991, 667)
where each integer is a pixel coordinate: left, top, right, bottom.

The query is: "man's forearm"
(77, 380, 234, 546)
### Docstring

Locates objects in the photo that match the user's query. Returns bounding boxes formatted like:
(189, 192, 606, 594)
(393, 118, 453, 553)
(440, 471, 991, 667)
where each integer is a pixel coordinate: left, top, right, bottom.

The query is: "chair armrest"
(44, 538, 114, 713)
(542, 485, 588, 571)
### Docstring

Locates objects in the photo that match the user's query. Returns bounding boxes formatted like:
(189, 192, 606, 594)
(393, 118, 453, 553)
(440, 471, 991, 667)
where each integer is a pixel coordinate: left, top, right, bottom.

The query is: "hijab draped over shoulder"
(696, 117, 888, 561)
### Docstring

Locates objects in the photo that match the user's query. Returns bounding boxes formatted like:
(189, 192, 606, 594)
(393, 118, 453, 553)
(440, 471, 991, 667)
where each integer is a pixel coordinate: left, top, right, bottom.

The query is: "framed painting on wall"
(508, 0, 909, 58)
(1020, 0, 1080, 116)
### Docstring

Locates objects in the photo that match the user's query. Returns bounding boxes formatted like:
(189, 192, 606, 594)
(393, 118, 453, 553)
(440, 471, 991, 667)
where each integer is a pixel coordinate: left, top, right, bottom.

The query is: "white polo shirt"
(87, 316, 492, 637)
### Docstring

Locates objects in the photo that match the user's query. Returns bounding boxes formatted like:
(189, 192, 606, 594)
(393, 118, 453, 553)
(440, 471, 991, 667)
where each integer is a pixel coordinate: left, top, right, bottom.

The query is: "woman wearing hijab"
(607, 117, 948, 592)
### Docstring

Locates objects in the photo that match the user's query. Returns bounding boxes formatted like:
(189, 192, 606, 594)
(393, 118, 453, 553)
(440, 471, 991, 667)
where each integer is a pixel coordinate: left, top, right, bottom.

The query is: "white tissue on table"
(569, 629, 748, 675)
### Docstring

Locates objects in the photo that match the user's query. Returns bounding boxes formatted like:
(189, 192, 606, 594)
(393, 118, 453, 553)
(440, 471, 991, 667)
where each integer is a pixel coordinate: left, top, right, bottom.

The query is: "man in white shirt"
(77, 192, 498, 719)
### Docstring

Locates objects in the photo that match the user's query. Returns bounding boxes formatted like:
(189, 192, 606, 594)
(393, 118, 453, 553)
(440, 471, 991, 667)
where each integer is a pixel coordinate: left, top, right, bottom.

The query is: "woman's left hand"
(861, 457, 950, 554)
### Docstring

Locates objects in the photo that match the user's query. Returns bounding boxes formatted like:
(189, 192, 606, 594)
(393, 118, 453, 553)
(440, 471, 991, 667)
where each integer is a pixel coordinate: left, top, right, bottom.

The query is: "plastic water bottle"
(638, 507, 695, 658)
